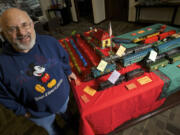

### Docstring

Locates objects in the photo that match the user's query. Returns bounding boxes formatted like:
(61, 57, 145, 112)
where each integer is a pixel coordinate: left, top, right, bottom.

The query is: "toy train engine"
(122, 48, 152, 67)
(125, 68, 144, 81)
(133, 29, 176, 44)
(155, 38, 180, 54)
(98, 75, 125, 90)
(166, 47, 180, 63)
(147, 59, 169, 71)
(145, 47, 180, 71)
(98, 68, 144, 90)
(91, 63, 116, 78)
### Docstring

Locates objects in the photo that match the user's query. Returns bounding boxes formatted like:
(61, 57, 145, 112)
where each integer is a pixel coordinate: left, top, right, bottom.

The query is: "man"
(0, 8, 77, 135)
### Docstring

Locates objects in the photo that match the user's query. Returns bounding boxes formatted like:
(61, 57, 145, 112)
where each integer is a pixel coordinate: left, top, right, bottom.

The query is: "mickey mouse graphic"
(27, 63, 57, 93)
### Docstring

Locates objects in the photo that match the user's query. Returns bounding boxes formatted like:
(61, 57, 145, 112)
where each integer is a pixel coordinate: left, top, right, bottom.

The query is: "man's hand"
(68, 72, 80, 85)
(25, 112, 31, 118)
(68, 72, 77, 82)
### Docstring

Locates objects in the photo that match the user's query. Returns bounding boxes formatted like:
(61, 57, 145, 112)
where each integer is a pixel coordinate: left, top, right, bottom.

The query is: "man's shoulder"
(37, 34, 57, 43)
(36, 34, 62, 51)
(0, 48, 5, 57)
(0, 53, 6, 66)
(0, 48, 2, 54)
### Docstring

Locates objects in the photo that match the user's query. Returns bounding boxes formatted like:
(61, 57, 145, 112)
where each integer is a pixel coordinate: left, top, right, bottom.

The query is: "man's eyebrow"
(6, 22, 29, 27)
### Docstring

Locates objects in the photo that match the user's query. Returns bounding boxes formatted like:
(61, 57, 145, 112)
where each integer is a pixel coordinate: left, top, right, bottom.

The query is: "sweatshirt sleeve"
(0, 81, 26, 116)
(57, 41, 72, 76)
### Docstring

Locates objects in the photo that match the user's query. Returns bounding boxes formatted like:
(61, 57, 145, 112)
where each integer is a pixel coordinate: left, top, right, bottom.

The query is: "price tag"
(116, 45, 126, 57)
(81, 94, 89, 103)
(97, 60, 108, 72)
(137, 76, 152, 85)
(108, 70, 121, 84)
(147, 28, 152, 31)
(125, 83, 137, 90)
(149, 50, 157, 62)
(131, 33, 136, 36)
(83, 86, 96, 96)
(138, 30, 145, 34)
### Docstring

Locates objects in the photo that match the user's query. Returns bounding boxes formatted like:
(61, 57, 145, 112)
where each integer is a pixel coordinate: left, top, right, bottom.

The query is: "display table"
(71, 64, 166, 135)
(59, 24, 180, 135)
(109, 90, 180, 135)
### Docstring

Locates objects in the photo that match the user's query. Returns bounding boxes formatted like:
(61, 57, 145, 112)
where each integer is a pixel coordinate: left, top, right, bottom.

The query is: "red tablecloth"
(71, 64, 166, 135)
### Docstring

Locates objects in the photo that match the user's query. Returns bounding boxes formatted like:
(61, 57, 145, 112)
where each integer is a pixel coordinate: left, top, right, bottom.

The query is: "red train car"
(144, 36, 158, 44)
(159, 30, 176, 40)
(144, 30, 176, 44)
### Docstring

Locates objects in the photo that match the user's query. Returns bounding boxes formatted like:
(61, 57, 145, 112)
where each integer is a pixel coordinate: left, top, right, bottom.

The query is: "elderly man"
(0, 8, 76, 135)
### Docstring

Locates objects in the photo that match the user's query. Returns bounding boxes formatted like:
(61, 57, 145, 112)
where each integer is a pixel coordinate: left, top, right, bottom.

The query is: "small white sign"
(149, 50, 157, 62)
(97, 60, 108, 72)
(108, 70, 121, 84)
(116, 45, 126, 57)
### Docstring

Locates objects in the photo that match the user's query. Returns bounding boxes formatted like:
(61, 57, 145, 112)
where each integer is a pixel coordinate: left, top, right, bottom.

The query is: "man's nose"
(16, 27, 26, 35)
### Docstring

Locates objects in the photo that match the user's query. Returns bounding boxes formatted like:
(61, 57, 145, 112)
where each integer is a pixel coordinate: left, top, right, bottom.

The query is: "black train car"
(98, 68, 144, 90)
(145, 47, 180, 71)
(126, 68, 144, 81)
(125, 44, 153, 56)
(168, 53, 180, 63)
(144, 53, 167, 65)
(147, 59, 169, 71)
(98, 75, 125, 90)
(166, 47, 180, 63)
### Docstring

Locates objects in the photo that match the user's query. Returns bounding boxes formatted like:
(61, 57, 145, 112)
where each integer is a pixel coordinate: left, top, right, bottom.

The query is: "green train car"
(147, 58, 169, 71)
(168, 53, 180, 63)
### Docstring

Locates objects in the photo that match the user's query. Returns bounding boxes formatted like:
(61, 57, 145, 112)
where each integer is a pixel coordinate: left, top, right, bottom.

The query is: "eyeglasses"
(6, 22, 32, 34)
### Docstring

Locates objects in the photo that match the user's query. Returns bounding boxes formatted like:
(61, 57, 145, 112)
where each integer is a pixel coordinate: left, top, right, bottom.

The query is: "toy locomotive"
(91, 63, 117, 78)
(98, 68, 144, 90)
(145, 47, 180, 71)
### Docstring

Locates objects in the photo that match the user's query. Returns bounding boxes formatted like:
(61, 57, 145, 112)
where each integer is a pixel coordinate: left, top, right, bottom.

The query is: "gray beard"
(14, 34, 36, 52)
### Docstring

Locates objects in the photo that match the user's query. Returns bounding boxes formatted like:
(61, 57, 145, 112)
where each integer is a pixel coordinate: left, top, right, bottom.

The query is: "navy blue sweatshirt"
(0, 34, 72, 118)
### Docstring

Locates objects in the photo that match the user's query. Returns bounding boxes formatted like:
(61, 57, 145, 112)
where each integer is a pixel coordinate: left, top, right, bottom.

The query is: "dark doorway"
(75, 0, 93, 21)
(105, 0, 129, 21)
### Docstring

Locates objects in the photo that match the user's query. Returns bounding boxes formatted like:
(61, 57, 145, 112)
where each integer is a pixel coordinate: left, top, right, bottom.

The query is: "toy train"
(91, 63, 116, 78)
(132, 29, 176, 44)
(122, 48, 152, 67)
(79, 34, 105, 58)
(103, 43, 153, 63)
(133, 32, 159, 43)
(145, 53, 166, 65)
(147, 58, 169, 71)
(133, 24, 167, 43)
(98, 68, 144, 90)
(168, 53, 180, 64)
(72, 34, 98, 66)
(125, 43, 153, 55)
(63, 40, 82, 74)
(69, 39, 88, 67)
(145, 47, 180, 71)
(155, 37, 180, 54)
(112, 37, 132, 44)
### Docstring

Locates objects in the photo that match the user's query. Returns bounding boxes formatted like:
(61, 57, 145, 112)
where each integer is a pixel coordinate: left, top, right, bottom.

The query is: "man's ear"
(0, 17, 6, 42)
(0, 32, 5, 42)
(32, 21, 35, 29)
